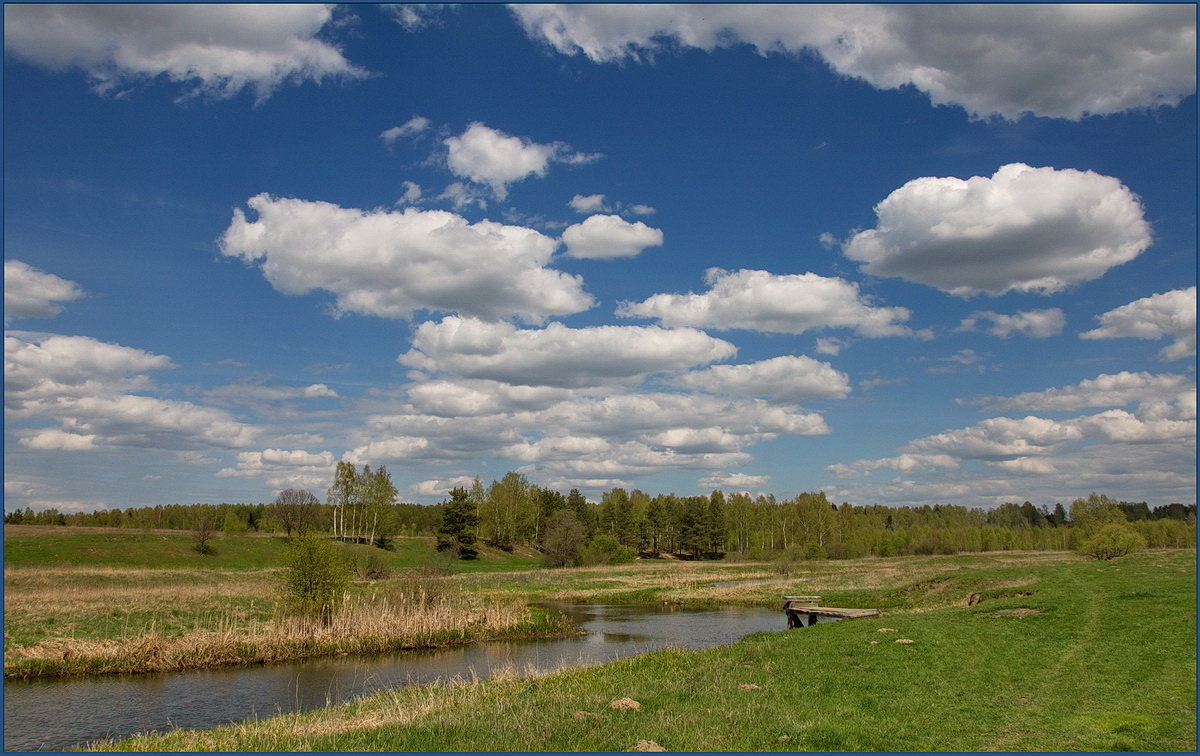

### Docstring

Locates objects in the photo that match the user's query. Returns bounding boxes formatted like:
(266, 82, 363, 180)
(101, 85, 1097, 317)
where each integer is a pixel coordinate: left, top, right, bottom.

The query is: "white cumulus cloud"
(618, 268, 919, 337)
(958, 308, 1066, 339)
(568, 194, 608, 213)
(6, 332, 257, 451)
(444, 122, 598, 200)
(673, 355, 850, 403)
(510, 4, 1196, 120)
(5, 332, 171, 407)
(380, 115, 431, 144)
(4, 260, 85, 323)
(561, 214, 663, 259)
(971, 371, 1193, 413)
(217, 448, 337, 490)
(698, 472, 770, 490)
(1081, 286, 1197, 360)
(4, 3, 365, 101)
(826, 453, 960, 478)
(220, 193, 592, 323)
(347, 385, 829, 485)
(843, 164, 1151, 297)
(411, 476, 478, 497)
(399, 316, 737, 388)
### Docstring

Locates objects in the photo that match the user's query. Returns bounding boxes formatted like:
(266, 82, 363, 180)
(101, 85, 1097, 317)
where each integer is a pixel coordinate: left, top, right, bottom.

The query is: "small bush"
(279, 534, 351, 624)
(415, 548, 458, 575)
(1078, 523, 1147, 561)
(824, 542, 864, 560)
(913, 537, 959, 556)
(355, 549, 392, 580)
(802, 542, 828, 560)
(580, 534, 635, 565)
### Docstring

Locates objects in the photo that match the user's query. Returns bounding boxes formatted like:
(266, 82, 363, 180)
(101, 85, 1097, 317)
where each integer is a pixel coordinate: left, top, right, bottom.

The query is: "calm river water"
(4, 603, 815, 751)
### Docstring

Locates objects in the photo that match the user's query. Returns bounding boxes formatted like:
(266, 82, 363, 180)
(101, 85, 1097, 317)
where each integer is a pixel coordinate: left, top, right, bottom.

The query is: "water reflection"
(4, 603, 783, 751)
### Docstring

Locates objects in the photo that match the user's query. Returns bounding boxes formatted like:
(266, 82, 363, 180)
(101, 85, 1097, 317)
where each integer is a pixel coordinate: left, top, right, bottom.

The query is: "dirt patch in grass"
(990, 608, 1041, 617)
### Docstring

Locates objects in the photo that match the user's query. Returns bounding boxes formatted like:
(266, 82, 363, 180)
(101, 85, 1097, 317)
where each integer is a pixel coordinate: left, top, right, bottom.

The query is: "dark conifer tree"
(437, 487, 480, 559)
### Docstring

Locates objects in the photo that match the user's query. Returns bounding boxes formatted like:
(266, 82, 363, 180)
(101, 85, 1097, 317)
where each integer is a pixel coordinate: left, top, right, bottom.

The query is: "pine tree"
(706, 490, 727, 555)
(566, 488, 594, 535)
(437, 487, 480, 559)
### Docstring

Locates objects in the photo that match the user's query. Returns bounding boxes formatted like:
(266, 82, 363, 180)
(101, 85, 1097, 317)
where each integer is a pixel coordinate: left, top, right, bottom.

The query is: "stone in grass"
(877, 627, 898, 632)
(739, 683, 762, 690)
(895, 638, 915, 644)
(610, 697, 643, 711)
(630, 740, 667, 751)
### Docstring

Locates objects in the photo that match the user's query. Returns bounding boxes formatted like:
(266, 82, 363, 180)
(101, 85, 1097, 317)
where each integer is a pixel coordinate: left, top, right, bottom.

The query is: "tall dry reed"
(5, 580, 568, 679)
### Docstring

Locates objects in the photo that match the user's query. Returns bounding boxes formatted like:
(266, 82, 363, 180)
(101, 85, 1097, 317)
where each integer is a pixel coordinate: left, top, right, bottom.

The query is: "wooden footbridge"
(782, 595, 879, 628)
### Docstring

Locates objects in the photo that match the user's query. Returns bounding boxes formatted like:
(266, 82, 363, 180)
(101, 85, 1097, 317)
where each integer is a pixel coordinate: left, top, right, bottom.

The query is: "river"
(3, 602, 838, 751)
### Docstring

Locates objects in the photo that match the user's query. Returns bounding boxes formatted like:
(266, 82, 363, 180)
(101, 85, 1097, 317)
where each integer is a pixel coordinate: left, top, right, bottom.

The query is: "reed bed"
(5, 585, 575, 679)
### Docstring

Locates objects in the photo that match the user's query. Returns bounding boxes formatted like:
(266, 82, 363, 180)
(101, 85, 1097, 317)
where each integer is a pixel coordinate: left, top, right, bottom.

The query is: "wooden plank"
(782, 595, 822, 604)
(783, 603, 879, 618)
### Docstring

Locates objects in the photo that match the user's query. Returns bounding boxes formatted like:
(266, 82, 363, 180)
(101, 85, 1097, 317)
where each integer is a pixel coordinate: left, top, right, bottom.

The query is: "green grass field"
(94, 549, 1195, 752)
(3, 525, 542, 572)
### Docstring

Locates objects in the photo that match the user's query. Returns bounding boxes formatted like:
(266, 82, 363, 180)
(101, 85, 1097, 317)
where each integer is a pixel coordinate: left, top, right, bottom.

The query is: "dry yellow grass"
(4, 564, 572, 678)
(5, 588, 549, 678)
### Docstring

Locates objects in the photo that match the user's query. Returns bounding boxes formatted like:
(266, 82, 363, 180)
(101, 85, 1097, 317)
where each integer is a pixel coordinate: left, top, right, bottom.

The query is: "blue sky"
(4, 3, 1196, 512)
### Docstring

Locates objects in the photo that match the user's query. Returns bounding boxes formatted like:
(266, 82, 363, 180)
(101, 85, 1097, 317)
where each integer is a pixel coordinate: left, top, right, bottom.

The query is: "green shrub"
(1078, 523, 1147, 561)
(279, 534, 351, 623)
(802, 542, 828, 560)
(580, 534, 635, 565)
(356, 548, 392, 580)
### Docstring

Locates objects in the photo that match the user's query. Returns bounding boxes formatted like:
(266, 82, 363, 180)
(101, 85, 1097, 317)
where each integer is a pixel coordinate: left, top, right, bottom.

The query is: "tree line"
(5, 466, 1195, 560)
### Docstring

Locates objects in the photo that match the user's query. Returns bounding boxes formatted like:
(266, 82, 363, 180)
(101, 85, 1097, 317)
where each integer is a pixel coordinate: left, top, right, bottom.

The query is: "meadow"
(5, 525, 1194, 750)
(3, 525, 548, 677)
(92, 548, 1196, 751)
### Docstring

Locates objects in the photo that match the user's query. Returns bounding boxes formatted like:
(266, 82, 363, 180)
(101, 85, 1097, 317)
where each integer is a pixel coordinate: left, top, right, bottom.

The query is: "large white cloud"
(904, 416, 1085, 461)
(217, 448, 337, 490)
(958, 308, 1066, 339)
(5, 332, 171, 408)
(1081, 286, 1197, 360)
(444, 122, 598, 200)
(346, 385, 829, 488)
(6, 332, 257, 451)
(405, 379, 574, 417)
(411, 476, 478, 497)
(510, 4, 1196, 120)
(220, 194, 593, 323)
(4, 261, 84, 322)
(618, 268, 919, 337)
(561, 214, 663, 259)
(673, 355, 851, 403)
(842, 164, 1152, 296)
(16, 394, 259, 451)
(971, 371, 1193, 413)
(3, 3, 364, 101)
(399, 316, 737, 388)
(830, 390, 1195, 495)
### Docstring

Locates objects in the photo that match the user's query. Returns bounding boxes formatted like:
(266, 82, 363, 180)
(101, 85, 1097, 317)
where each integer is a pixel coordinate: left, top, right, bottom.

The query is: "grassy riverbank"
(95, 549, 1195, 751)
(3, 526, 548, 678)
